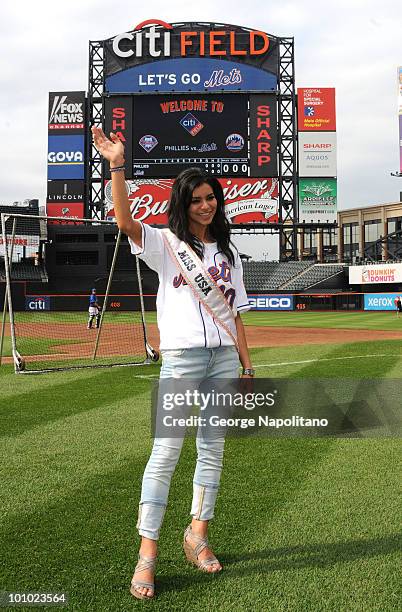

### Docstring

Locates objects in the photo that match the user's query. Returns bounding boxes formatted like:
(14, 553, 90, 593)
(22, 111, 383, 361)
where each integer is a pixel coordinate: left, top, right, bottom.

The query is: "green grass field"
(0, 311, 401, 611)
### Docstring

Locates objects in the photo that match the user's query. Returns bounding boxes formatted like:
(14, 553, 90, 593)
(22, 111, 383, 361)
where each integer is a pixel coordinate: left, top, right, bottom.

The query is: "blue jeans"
(137, 346, 239, 540)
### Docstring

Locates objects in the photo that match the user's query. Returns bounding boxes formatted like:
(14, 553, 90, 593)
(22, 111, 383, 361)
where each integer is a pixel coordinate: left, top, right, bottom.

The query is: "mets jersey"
(129, 224, 250, 350)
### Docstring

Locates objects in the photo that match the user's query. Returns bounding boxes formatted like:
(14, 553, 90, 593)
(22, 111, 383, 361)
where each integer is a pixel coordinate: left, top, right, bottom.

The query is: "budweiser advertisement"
(104, 177, 278, 224)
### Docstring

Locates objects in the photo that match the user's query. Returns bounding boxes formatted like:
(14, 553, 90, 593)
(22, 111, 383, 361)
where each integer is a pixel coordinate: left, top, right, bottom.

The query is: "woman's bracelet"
(110, 165, 125, 173)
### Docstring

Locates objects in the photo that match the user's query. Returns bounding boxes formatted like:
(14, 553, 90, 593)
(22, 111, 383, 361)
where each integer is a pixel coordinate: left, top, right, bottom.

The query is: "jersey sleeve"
(128, 223, 165, 273)
(232, 249, 250, 313)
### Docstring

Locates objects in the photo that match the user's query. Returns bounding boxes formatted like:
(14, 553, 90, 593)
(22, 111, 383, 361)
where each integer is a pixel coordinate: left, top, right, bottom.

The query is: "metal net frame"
(0, 213, 158, 374)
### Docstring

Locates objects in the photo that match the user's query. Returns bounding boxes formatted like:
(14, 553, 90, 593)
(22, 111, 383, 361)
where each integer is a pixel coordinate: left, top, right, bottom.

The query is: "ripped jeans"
(137, 346, 239, 541)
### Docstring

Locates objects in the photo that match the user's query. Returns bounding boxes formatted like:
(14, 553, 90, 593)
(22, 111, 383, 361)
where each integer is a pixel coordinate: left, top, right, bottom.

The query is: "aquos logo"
(25, 296, 50, 311)
(112, 19, 270, 59)
(248, 295, 294, 311)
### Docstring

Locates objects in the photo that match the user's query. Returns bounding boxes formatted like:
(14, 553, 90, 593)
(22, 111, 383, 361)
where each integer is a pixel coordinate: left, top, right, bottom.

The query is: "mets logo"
(226, 133, 244, 152)
(139, 134, 158, 152)
(180, 113, 204, 136)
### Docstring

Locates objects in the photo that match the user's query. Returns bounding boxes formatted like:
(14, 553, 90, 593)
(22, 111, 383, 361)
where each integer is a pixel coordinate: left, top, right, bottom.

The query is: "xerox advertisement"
(131, 94, 248, 177)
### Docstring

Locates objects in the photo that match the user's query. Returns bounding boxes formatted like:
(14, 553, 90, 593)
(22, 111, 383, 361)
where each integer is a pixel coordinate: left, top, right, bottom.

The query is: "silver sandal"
(183, 525, 222, 572)
(130, 554, 157, 600)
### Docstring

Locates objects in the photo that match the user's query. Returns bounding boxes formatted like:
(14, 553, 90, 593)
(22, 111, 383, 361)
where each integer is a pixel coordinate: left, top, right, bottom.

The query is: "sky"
(1, 0, 401, 219)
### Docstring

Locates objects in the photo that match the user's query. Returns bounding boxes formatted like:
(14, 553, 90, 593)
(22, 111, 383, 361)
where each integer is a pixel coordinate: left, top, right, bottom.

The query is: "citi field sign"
(105, 20, 279, 93)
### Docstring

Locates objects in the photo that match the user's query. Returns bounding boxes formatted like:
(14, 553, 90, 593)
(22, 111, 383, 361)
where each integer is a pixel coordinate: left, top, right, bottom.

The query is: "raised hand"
(91, 126, 125, 165)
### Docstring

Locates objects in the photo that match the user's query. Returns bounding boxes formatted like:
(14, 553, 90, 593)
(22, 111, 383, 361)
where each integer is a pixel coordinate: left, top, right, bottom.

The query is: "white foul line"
(130, 354, 397, 378)
(254, 354, 395, 369)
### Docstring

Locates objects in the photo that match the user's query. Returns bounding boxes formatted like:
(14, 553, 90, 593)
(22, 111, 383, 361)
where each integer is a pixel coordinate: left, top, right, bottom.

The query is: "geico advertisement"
(25, 296, 51, 311)
(364, 293, 402, 311)
(248, 294, 294, 310)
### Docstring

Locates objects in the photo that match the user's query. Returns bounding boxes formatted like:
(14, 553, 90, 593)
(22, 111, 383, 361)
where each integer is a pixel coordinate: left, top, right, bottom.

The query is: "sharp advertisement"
(297, 88, 336, 132)
(104, 96, 133, 179)
(48, 92, 86, 133)
(298, 178, 337, 223)
(104, 21, 279, 93)
(131, 94, 248, 177)
(104, 92, 278, 179)
(298, 132, 337, 177)
(249, 94, 278, 177)
(104, 177, 278, 224)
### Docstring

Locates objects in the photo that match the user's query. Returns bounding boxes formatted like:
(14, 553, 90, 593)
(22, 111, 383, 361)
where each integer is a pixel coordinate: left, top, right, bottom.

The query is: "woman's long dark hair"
(168, 167, 235, 265)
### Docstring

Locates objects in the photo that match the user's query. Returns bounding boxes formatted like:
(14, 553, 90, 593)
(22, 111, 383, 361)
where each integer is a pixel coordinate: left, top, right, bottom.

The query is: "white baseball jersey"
(129, 224, 250, 350)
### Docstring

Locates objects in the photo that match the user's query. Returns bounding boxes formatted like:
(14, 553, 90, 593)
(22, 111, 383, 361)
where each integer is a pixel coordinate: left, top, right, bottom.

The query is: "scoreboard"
(104, 92, 277, 179)
(132, 94, 248, 177)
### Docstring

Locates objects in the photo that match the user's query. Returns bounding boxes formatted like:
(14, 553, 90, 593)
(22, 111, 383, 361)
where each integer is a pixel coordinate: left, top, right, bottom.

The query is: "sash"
(161, 229, 238, 350)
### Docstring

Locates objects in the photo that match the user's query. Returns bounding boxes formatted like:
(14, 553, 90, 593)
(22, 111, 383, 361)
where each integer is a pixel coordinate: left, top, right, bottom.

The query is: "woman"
(91, 126, 254, 600)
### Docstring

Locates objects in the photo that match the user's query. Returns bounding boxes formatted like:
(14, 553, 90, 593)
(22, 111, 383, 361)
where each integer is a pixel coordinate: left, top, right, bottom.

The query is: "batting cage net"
(1, 213, 158, 373)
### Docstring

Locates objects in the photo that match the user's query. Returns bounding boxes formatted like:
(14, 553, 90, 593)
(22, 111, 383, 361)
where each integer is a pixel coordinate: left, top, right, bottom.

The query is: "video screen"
(132, 94, 248, 177)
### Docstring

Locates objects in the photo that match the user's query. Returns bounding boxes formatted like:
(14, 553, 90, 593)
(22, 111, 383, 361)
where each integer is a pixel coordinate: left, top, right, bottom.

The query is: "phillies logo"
(139, 134, 158, 152)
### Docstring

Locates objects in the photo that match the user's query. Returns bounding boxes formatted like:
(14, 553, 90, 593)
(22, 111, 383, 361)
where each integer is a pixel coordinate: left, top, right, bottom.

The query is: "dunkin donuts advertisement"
(104, 177, 278, 224)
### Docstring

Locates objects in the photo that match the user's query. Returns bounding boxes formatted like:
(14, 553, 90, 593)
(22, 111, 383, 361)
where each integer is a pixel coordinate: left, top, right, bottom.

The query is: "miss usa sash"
(161, 229, 239, 350)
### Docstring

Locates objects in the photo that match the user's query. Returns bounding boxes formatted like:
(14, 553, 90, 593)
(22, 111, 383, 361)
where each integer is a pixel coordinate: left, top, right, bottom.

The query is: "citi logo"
(112, 20, 270, 59)
(180, 113, 204, 136)
(48, 151, 84, 164)
(49, 96, 84, 124)
(27, 297, 48, 310)
(113, 19, 172, 58)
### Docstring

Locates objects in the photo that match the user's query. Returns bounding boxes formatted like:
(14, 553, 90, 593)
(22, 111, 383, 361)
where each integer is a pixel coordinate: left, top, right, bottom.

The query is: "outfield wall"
(0, 286, 367, 312)
(4, 283, 402, 312)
